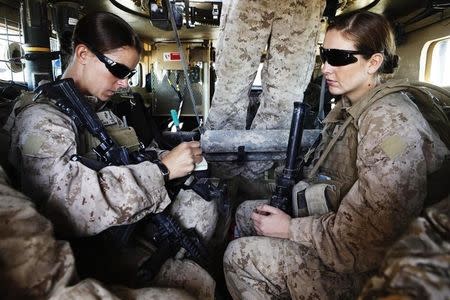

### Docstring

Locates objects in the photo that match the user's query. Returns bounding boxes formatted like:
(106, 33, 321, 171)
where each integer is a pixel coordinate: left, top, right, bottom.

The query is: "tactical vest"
(79, 110, 141, 159)
(298, 79, 450, 216)
(6, 91, 142, 160)
(300, 97, 359, 213)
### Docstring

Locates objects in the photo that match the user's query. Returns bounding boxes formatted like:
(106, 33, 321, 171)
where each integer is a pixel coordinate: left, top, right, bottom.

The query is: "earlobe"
(75, 44, 89, 65)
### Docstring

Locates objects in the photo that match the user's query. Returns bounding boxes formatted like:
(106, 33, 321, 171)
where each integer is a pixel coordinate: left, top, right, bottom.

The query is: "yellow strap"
(22, 46, 51, 52)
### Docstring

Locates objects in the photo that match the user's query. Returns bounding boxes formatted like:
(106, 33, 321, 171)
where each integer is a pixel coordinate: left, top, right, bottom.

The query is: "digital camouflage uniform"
(359, 195, 450, 300)
(205, 0, 325, 130)
(0, 165, 197, 300)
(224, 85, 449, 299)
(5, 91, 217, 298)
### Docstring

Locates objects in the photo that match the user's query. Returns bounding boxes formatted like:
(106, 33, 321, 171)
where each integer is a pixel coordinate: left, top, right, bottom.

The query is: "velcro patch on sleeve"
(22, 135, 45, 155)
(380, 135, 407, 160)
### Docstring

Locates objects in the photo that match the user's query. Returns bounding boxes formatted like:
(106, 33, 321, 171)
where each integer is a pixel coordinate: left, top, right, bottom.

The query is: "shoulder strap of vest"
(348, 79, 410, 122)
(309, 116, 353, 178)
(3, 90, 58, 133)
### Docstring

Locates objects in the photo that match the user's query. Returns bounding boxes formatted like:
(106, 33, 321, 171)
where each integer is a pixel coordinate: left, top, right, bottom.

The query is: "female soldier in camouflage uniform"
(5, 12, 216, 298)
(223, 11, 449, 299)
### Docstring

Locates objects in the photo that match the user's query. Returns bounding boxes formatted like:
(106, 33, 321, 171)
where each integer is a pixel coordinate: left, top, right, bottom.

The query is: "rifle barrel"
(285, 102, 308, 171)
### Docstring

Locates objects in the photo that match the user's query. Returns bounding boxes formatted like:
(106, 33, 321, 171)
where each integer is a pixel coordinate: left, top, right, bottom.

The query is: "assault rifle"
(135, 212, 209, 286)
(269, 102, 308, 215)
(35, 78, 211, 279)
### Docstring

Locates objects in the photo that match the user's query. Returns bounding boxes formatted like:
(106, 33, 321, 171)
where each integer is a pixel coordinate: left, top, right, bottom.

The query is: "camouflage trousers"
(205, 0, 325, 130)
(156, 188, 218, 299)
(52, 280, 198, 300)
(224, 236, 362, 299)
(144, 188, 219, 299)
(171, 188, 218, 241)
(226, 199, 365, 299)
(133, 188, 218, 299)
(152, 258, 215, 300)
(72, 188, 218, 299)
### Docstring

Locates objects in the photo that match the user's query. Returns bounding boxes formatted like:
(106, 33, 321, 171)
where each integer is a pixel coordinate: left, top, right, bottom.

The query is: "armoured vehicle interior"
(0, 0, 449, 298)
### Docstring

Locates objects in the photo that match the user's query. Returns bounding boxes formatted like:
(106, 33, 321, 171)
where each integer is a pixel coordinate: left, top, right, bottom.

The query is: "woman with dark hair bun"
(6, 11, 216, 298)
(223, 11, 449, 299)
(64, 11, 142, 101)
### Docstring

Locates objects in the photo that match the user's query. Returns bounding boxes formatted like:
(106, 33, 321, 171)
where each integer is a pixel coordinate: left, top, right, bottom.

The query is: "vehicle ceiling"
(80, 0, 436, 43)
(1, 0, 448, 43)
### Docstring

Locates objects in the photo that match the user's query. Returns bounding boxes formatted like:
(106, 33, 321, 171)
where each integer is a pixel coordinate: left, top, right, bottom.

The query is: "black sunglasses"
(319, 46, 371, 67)
(85, 44, 136, 79)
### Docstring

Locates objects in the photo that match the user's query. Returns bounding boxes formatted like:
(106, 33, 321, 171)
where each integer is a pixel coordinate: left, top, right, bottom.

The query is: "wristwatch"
(155, 160, 170, 183)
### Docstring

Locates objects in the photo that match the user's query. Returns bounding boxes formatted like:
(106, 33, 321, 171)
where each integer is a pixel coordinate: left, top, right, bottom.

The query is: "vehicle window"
(421, 36, 450, 87)
(129, 62, 142, 87)
(0, 17, 25, 83)
(50, 37, 62, 79)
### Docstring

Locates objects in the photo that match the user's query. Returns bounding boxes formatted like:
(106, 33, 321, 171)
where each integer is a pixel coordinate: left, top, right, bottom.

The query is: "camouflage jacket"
(289, 89, 449, 273)
(359, 196, 450, 299)
(0, 165, 196, 300)
(5, 91, 171, 237)
(0, 165, 76, 299)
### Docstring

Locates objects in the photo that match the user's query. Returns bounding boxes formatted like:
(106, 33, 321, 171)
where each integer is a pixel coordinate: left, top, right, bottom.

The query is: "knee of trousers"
(223, 237, 254, 268)
(170, 189, 219, 241)
(235, 200, 268, 234)
(236, 200, 266, 219)
(154, 258, 216, 300)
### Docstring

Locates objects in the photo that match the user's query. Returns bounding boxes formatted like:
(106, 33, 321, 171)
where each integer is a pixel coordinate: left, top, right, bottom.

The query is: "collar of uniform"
(344, 93, 375, 130)
(323, 97, 352, 123)
(345, 80, 406, 120)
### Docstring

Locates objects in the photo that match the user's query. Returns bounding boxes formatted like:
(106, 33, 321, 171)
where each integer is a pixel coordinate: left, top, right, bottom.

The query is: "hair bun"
(382, 54, 399, 74)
